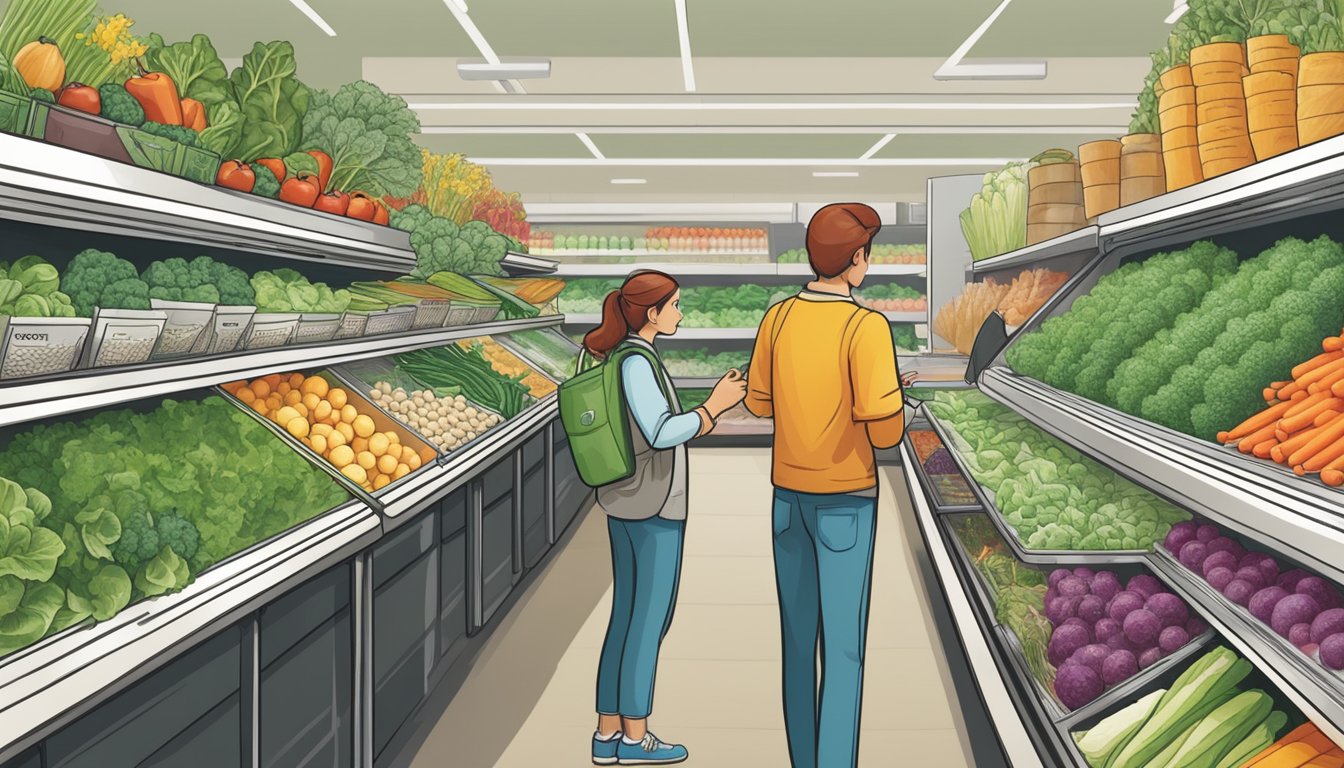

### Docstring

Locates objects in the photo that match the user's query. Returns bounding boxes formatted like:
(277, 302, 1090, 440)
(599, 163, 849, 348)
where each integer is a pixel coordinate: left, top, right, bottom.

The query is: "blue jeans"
(772, 489, 878, 768)
(596, 516, 685, 718)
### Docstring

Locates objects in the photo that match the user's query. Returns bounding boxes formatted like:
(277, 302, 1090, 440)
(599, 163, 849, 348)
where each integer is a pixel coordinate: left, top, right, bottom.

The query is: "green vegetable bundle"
(558, 279, 623, 314)
(927, 390, 1188, 551)
(62, 249, 149, 315)
(891, 323, 921, 352)
(396, 344, 532, 418)
(0, 255, 76, 317)
(300, 80, 422, 197)
(142, 255, 254, 305)
(959, 161, 1034, 262)
(392, 205, 512, 278)
(250, 268, 351, 313)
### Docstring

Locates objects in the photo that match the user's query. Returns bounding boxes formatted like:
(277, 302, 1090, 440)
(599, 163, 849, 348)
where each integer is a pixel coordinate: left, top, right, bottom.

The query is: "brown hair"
(583, 270, 680, 358)
(806, 203, 882, 278)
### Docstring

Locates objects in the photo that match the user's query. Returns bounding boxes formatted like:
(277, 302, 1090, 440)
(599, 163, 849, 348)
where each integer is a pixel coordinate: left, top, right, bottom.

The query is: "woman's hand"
(901, 370, 919, 387)
(704, 368, 747, 418)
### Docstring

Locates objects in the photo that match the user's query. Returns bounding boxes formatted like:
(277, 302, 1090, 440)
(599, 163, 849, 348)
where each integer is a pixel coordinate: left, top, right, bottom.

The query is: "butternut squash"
(13, 37, 65, 92)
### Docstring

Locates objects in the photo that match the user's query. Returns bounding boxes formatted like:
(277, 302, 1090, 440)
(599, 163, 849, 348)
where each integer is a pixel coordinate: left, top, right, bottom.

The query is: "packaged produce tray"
(216, 370, 439, 508)
(149, 299, 215, 359)
(29, 102, 220, 183)
(190, 305, 254, 356)
(1063, 644, 1315, 768)
(943, 512, 1213, 724)
(0, 89, 34, 137)
(412, 299, 451, 330)
(494, 327, 582, 384)
(82, 308, 166, 369)
(330, 360, 504, 460)
(462, 336, 559, 399)
(926, 413, 1152, 563)
(293, 313, 342, 345)
(442, 302, 479, 327)
(905, 417, 980, 512)
(0, 316, 89, 380)
(241, 313, 299, 350)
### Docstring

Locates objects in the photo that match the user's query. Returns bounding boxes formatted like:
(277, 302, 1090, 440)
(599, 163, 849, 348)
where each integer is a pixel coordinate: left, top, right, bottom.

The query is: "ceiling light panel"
(673, 0, 696, 91)
(287, 0, 337, 36)
(590, 133, 879, 160)
(813, 171, 860, 177)
(610, 178, 648, 185)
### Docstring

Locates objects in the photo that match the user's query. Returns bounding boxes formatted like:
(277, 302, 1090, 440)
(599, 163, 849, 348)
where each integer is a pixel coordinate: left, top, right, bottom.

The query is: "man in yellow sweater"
(745, 202, 907, 768)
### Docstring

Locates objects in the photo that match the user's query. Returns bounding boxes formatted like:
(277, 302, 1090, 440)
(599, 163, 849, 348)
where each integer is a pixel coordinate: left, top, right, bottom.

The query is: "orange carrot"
(1252, 742, 1324, 767)
(1276, 428, 1291, 442)
(1314, 367, 1344, 394)
(1265, 388, 1281, 402)
(1293, 351, 1344, 379)
(1289, 416, 1344, 467)
(1254, 439, 1279, 458)
(1307, 434, 1344, 472)
(1273, 423, 1330, 463)
(1296, 464, 1309, 476)
(1281, 398, 1344, 433)
(1326, 337, 1344, 352)
(1226, 399, 1297, 441)
(1239, 423, 1280, 452)
(1317, 410, 1342, 428)
(1218, 431, 1230, 442)
(1333, 378, 1344, 399)
(1323, 469, 1344, 486)
(1302, 731, 1339, 755)
(1295, 390, 1311, 401)
(1285, 391, 1333, 418)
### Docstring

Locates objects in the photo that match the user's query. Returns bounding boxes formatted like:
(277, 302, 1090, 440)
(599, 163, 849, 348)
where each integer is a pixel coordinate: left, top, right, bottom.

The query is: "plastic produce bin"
(293, 313, 342, 345)
(411, 299, 451, 330)
(83, 308, 167, 369)
(241, 313, 299, 350)
(369, 305, 416, 335)
(191, 305, 255, 356)
(0, 316, 90, 380)
(150, 299, 215, 359)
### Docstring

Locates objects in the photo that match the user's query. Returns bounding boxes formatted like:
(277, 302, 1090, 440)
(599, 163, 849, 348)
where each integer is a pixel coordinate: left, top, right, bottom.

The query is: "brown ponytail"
(583, 270, 679, 358)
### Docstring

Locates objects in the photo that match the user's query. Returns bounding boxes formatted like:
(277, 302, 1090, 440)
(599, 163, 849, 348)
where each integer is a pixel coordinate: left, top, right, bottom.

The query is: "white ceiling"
(0, 0, 1177, 203)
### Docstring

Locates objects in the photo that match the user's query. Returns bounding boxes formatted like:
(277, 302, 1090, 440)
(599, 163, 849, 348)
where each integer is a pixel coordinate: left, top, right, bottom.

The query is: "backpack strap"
(608, 344, 676, 412)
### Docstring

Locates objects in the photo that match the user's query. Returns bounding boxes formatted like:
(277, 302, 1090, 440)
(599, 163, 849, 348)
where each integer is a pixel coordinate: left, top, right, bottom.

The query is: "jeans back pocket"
(815, 507, 859, 552)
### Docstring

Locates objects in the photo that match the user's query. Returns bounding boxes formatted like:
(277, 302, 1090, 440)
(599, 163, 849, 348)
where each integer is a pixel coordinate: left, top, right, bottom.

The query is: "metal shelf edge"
(902, 442, 1048, 768)
(970, 228, 1099, 275)
(0, 316, 563, 428)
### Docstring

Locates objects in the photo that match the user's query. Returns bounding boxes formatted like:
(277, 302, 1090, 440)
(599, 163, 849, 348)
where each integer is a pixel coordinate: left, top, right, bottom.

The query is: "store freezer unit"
(0, 413, 593, 768)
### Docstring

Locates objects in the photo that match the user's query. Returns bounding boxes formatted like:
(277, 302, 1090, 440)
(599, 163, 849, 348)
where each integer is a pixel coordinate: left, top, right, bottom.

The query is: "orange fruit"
(286, 417, 309, 439)
(284, 389, 302, 406)
(335, 422, 355, 443)
(357, 451, 377, 471)
(372, 474, 391, 490)
(368, 433, 390, 457)
(276, 382, 291, 396)
(236, 387, 255, 403)
(302, 392, 321, 411)
(340, 404, 358, 424)
(314, 401, 333, 422)
(310, 434, 328, 455)
(327, 429, 347, 448)
(289, 373, 305, 390)
(340, 464, 367, 484)
(393, 463, 411, 480)
(329, 445, 355, 468)
(407, 453, 422, 471)
(377, 454, 398, 474)
(400, 445, 417, 463)
(352, 437, 369, 454)
(302, 376, 329, 397)
(328, 388, 349, 410)
(353, 414, 376, 438)
(251, 379, 271, 399)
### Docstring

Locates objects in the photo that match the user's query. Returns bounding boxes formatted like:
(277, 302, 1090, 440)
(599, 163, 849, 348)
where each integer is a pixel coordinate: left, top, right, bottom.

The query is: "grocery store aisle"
(404, 448, 977, 767)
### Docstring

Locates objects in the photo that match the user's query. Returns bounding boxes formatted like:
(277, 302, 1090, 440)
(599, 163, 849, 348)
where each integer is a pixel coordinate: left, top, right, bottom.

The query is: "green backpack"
(558, 343, 674, 488)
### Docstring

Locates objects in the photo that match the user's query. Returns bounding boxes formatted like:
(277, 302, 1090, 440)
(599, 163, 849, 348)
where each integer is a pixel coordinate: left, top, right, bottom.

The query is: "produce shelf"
(777, 263, 925, 277)
(1098, 134, 1344, 253)
(500, 251, 559, 275)
(901, 442, 1057, 767)
(881, 311, 926, 323)
(0, 133, 414, 272)
(0, 315, 562, 428)
(978, 366, 1344, 589)
(378, 396, 559, 526)
(925, 404, 1152, 565)
(533, 249, 770, 260)
(0, 500, 381, 762)
(1147, 549, 1344, 747)
(969, 227, 1099, 276)
(904, 421, 980, 512)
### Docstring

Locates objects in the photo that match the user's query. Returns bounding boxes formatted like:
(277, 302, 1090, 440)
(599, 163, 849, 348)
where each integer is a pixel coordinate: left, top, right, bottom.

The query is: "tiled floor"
(409, 448, 976, 767)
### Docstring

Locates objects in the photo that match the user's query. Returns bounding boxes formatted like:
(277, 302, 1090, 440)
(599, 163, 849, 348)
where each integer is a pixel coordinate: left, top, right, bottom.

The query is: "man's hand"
(704, 368, 747, 419)
(901, 370, 919, 387)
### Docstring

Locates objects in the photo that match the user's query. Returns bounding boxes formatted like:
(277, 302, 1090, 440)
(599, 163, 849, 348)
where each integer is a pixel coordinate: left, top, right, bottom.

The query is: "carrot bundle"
(1221, 327, 1344, 490)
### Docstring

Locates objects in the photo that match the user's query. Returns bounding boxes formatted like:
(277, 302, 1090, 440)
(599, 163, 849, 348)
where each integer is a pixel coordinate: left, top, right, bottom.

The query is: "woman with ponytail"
(584, 270, 745, 766)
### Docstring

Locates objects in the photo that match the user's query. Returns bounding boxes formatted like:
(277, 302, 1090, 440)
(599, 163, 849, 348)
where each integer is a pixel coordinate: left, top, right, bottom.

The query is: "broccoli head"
(142, 256, 236, 305)
(139, 121, 200, 147)
(389, 204, 435, 236)
(156, 511, 200, 562)
(111, 511, 160, 571)
(62, 249, 140, 316)
(102, 277, 151, 310)
(29, 88, 54, 103)
(250, 163, 281, 198)
(97, 83, 144, 125)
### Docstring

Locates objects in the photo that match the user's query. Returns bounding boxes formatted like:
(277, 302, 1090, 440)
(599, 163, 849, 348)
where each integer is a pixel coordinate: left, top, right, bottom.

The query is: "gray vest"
(596, 337, 688, 521)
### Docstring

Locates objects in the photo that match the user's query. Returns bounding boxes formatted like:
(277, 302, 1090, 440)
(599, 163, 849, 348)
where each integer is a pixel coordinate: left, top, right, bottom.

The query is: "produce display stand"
(0, 150, 592, 766)
(916, 131, 1344, 762)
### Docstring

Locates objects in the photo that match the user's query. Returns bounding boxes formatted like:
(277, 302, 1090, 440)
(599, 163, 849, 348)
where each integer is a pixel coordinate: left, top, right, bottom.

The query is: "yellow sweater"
(745, 292, 905, 494)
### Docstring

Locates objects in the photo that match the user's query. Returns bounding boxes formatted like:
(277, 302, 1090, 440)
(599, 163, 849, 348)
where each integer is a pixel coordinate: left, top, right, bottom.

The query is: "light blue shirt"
(620, 353, 700, 449)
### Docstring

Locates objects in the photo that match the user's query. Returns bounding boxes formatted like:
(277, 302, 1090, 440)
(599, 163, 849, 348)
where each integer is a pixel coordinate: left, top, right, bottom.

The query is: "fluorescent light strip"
(409, 100, 1135, 111)
(813, 171, 860, 177)
(286, 0, 337, 36)
(420, 125, 1130, 135)
(859, 133, 897, 160)
(575, 132, 605, 159)
(467, 157, 1021, 167)
(673, 0, 696, 92)
(935, 0, 1045, 80)
(610, 178, 648, 184)
(439, 0, 527, 95)
(1165, 2, 1189, 23)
